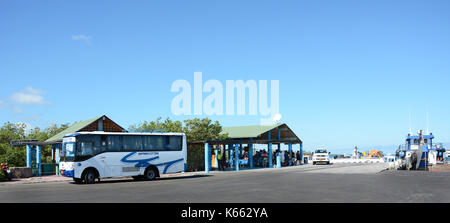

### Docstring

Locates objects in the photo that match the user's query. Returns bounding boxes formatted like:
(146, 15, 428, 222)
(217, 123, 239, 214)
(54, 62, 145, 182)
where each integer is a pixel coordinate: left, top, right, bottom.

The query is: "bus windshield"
(62, 142, 76, 162)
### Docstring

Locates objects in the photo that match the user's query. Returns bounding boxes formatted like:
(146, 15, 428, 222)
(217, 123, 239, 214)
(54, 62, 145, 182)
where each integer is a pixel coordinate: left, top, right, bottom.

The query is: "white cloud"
(9, 87, 50, 106)
(12, 106, 23, 113)
(0, 99, 23, 113)
(72, 34, 92, 45)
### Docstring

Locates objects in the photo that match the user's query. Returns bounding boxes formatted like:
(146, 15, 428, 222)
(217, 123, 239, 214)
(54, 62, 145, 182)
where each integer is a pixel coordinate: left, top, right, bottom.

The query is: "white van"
(445, 151, 450, 164)
(312, 149, 330, 165)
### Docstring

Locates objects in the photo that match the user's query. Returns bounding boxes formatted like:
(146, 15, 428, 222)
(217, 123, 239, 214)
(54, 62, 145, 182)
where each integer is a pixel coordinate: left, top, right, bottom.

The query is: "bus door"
(79, 141, 106, 177)
(93, 135, 113, 178)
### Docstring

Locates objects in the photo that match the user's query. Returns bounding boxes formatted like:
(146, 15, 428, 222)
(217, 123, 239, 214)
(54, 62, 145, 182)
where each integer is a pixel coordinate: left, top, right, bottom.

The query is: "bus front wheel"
(83, 169, 97, 184)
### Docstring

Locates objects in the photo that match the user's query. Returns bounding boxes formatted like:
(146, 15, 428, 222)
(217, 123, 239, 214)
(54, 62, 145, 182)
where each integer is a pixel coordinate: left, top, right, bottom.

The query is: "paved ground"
(429, 164, 450, 172)
(1, 163, 450, 203)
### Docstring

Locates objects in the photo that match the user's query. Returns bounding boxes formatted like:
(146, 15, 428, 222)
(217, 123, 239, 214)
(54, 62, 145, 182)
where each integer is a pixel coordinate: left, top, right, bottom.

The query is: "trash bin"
(303, 157, 308, 164)
(42, 163, 55, 176)
(31, 163, 38, 176)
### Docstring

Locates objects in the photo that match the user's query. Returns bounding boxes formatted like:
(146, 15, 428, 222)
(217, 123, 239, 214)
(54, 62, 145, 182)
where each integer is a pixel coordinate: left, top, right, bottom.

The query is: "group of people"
(254, 150, 269, 168)
(274, 150, 302, 167)
(213, 146, 303, 170)
(252, 149, 303, 167)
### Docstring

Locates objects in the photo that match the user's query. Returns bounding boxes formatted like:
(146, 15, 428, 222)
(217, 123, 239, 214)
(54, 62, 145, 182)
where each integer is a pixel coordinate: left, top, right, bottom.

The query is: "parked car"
(312, 149, 330, 165)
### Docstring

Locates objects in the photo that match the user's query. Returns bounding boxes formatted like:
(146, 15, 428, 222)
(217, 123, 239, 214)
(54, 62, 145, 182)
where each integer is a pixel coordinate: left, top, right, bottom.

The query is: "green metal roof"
(44, 116, 103, 143)
(221, 124, 284, 139)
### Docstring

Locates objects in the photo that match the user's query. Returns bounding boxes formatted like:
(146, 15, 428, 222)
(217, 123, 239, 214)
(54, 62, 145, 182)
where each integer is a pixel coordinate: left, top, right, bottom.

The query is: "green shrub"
(187, 145, 205, 172)
(0, 170, 5, 182)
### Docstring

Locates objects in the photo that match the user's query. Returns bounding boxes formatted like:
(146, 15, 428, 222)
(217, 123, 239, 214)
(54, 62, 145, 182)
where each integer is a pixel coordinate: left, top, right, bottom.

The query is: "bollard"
(36, 145, 42, 176)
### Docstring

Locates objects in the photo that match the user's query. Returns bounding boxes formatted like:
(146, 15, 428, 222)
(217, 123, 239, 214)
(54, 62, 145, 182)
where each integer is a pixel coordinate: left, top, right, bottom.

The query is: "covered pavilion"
(193, 123, 303, 173)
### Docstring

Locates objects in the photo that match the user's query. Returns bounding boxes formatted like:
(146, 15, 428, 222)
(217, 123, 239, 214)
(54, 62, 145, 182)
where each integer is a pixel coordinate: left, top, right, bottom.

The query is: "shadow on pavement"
(69, 174, 212, 185)
(158, 174, 212, 181)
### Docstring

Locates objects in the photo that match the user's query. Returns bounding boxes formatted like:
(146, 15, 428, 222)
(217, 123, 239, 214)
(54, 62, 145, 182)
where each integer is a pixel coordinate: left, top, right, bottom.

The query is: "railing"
(399, 142, 446, 151)
(30, 163, 58, 176)
(434, 143, 445, 150)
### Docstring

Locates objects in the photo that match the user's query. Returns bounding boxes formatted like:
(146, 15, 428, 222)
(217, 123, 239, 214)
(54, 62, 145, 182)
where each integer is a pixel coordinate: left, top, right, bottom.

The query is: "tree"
(129, 117, 183, 133)
(183, 118, 228, 142)
(0, 122, 27, 166)
(0, 122, 26, 142)
(0, 122, 69, 167)
(129, 117, 228, 142)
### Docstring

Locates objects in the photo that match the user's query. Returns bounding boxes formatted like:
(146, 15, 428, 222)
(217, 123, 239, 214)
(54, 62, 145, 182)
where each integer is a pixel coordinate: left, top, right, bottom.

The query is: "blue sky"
(1, 0, 449, 154)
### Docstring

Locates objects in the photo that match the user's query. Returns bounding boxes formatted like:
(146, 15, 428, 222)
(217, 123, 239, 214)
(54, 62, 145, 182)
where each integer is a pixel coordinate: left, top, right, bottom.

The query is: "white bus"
(59, 131, 187, 184)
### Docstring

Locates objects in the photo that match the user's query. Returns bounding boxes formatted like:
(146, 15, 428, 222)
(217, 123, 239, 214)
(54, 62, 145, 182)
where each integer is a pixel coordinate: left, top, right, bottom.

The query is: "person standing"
(263, 150, 268, 168)
(284, 151, 289, 166)
(1, 162, 12, 181)
(217, 150, 224, 171)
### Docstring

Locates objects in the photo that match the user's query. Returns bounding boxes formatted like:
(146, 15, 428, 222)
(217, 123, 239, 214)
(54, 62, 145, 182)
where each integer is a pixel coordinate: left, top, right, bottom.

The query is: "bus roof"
(63, 131, 185, 138)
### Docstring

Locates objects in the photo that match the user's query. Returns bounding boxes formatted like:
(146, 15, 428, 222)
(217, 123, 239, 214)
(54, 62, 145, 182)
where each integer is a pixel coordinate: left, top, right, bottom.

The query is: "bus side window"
(134, 135, 143, 151)
(80, 142, 93, 156)
(78, 135, 96, 155)
(101, 135, 107, 147)
(143, 135, 164, 151)
(155, 136, 164, 151)
(122, 136, 129, 151)
(164, 136, 169, 150)
(123, 135, 142, 151)
(166, 136, 182, 151)
(107, 135, 120, 152)
(143, 135, 162, 151)
(143, 136, 153, 151)
(143, 136, 150, 150)
(92, 135, 106, 154)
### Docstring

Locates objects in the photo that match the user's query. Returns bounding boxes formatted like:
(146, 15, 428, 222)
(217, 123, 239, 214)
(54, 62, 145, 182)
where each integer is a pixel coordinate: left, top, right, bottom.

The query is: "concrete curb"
(0, 171, 211, 186)
(0, 176, 72, 185)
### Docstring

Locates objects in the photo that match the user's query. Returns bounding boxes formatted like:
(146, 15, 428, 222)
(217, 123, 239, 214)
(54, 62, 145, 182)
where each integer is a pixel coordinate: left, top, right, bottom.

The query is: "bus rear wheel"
(144, 167, 158, 181)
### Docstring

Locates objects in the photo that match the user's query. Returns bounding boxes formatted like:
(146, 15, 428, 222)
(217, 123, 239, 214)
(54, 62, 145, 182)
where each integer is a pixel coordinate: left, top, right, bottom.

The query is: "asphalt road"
(1, 163, 450, 203)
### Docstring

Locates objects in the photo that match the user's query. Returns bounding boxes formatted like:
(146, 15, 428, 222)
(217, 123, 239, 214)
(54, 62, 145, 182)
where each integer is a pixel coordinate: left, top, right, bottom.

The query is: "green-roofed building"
(220, 123, 301, 144)
(44, 115, 126, 144)
(16, 115, 126, 176)
(200, 123, 303, 173)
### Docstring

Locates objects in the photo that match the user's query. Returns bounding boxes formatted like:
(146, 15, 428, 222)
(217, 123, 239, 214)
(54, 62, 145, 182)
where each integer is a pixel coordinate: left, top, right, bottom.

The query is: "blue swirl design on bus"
(120, 152, 160, 167)
(120, 152, 184, 174)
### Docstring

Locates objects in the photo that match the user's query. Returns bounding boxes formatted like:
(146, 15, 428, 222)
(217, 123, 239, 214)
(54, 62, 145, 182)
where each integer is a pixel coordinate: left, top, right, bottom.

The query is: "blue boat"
(398, 130, 446, 170)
